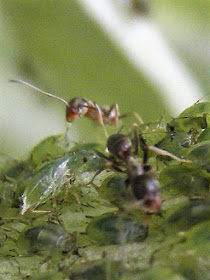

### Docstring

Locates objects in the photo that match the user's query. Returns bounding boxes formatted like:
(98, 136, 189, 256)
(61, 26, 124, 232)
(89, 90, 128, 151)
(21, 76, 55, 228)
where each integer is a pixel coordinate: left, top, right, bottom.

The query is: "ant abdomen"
(107, 134, 132, 160)
(131, 174, 160, 212)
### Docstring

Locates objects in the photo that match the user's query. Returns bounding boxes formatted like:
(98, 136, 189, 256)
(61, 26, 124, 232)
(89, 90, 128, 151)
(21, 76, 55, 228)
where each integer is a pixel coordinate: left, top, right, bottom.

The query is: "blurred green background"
(0, 0, 209, 158)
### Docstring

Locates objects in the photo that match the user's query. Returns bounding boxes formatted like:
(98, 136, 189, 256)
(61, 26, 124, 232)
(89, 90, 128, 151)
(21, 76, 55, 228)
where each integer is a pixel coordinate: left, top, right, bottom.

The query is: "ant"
(105, 132, 160, 213)
(10, 79, 143, 138)
(99, 127, 192, 213)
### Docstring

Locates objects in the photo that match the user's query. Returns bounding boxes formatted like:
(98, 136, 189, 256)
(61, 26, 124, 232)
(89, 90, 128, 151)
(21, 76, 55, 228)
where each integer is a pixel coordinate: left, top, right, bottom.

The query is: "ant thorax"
(85, 101, 103, 122)
(101, 104, 119, 125)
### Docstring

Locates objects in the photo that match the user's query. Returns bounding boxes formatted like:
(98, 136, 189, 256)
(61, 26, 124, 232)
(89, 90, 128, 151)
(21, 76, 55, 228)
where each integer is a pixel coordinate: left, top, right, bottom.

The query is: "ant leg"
(85, 168, 104, 186)
(94, 150, 110, 160)
(94, 150, 125, 173)
(140, 135, 148, 164)
(133, 112, 144, 125)
(94, 103, 108, 138)
(131, 123, 139, 156)
(120, 112, 144, 125)
(134, 123, 192, 164)
(132, 123, 148, 163)
(147, 146, 192, 163)
(107, 103, 119, 124)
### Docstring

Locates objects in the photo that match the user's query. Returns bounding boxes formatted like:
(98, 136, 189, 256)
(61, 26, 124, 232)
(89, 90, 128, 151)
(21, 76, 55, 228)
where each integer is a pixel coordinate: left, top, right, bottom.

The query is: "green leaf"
(178, 102, 210, 118)
(0, 101, 209, 279)
(29, 135, 66, 168)
(160, 164, 209, 198)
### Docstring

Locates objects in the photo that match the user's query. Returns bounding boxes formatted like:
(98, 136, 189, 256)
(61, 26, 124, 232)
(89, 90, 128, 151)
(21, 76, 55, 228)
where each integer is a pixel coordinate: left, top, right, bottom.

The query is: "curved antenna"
(194, 93, 210, 104)
(9, 79, 69, 107)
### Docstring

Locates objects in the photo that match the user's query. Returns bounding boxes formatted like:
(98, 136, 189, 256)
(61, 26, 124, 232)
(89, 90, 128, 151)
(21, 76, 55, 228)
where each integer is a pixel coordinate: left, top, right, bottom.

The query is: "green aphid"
(21, 155, 70, 214)
(69, 260, 122, 280)
(66, 149, 106, 186)
(21, 222, 75, 254)
(86, 213, 148, 245)
(166, 199, 210, 231)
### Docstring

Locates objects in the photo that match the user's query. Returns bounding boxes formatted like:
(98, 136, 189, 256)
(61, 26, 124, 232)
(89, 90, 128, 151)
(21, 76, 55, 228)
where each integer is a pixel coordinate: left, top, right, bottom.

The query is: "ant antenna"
(9, 79, 69, 107)
(195, 93, 210, 105)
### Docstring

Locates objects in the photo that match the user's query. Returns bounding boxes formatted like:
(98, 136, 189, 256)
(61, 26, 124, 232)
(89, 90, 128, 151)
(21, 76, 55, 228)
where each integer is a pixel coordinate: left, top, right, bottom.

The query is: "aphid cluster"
(10, 79, 193, 214)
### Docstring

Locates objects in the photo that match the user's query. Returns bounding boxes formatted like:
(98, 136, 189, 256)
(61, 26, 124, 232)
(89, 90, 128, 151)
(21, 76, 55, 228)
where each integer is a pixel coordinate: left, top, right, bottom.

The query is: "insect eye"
(78, 105, 85, 111)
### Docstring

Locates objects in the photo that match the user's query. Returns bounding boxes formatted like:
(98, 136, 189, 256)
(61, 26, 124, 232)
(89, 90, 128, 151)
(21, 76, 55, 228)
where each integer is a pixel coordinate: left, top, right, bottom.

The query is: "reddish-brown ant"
(10, 79, 143, 138)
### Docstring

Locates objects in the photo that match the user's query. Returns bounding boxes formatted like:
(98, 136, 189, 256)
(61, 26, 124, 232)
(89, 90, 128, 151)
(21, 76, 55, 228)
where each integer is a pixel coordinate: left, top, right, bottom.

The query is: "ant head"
(66, 98, 89, 122)
(107, 134, 132, 159)
(131, 174, 160, 212)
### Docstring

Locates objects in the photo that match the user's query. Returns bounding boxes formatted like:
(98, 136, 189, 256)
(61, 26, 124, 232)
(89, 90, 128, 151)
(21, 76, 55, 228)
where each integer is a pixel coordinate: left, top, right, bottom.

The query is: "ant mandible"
(10, 79, 143, 138)
(101, 127, 192, 213)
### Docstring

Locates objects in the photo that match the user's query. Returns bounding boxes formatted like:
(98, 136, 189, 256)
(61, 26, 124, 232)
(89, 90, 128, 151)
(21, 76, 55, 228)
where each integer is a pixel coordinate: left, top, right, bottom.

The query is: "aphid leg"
(94, 103, 108, 138)
(132, 123, 149, 163)
(62, 173, 81, 204)
(147, 146, 193, 163)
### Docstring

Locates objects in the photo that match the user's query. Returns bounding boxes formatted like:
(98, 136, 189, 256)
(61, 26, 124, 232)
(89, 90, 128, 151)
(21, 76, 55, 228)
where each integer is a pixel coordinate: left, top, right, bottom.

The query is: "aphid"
(10, 79, 143, 138)
(20, 155, 70, 214)
(86, 213, 148, 245)
(22, 222, 75, 254)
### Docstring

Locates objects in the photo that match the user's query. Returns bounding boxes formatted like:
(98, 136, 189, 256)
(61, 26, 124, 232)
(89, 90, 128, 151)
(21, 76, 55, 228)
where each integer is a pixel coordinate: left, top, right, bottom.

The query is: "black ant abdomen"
(131, 174, 160, 212)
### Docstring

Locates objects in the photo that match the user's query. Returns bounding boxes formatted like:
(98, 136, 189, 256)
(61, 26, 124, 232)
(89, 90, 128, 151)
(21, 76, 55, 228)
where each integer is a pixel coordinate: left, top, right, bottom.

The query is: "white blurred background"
(0, 0, 209, 158)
